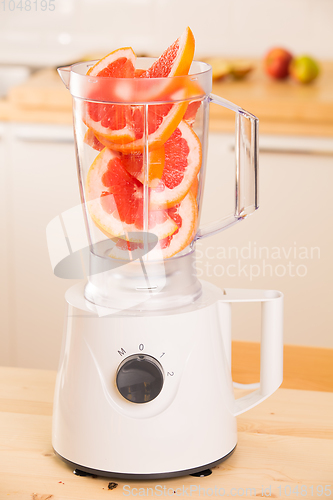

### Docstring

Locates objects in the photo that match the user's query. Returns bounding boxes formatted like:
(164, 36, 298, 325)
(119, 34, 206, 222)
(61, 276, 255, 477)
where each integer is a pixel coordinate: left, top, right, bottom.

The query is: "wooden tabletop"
(0, 362, 332, 500)
(1, 60, 333, 136)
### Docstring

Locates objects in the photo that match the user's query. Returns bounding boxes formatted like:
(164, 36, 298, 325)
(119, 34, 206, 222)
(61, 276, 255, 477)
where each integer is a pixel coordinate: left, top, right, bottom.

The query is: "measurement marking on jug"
(160, 352, 165, 358)
(139, 344, 144, 351)
(167, 371, 174, 377)
(117, 348, 126, 356)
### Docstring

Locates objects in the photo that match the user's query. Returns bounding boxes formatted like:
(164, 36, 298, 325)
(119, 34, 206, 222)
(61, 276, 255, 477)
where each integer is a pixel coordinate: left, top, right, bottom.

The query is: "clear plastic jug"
(56, 59, 258, 310)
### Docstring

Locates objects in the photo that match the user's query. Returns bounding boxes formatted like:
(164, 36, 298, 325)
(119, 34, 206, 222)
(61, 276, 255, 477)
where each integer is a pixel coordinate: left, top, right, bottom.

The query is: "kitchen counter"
(1, 61, 333, 136)
(1, 349, 332, 500)
(209, 59, 333, 137)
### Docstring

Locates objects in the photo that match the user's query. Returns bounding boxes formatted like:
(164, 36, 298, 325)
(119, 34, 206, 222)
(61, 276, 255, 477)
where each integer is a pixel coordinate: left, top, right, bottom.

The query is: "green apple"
(289, 55, 320, 84)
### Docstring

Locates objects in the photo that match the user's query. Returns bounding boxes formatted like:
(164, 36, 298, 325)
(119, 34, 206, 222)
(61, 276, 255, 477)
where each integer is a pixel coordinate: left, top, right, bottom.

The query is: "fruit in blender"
(85, 147, 178, 240)
(138, 26, 195, 78)
(108, 191, 198, 260)
(149, 120, 202, 210)
(83, 27, 202, 258)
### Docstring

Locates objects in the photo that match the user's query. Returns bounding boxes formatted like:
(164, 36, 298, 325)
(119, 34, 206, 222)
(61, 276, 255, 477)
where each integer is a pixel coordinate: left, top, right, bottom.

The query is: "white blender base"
(52, 281, 238, 478)
(55, 447, 236, 480)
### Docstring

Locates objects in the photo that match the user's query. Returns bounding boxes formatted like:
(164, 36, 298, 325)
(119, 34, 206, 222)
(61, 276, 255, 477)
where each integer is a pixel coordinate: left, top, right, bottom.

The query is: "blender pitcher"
(50, 59, 283, 479)
(52, 59, 258, 311)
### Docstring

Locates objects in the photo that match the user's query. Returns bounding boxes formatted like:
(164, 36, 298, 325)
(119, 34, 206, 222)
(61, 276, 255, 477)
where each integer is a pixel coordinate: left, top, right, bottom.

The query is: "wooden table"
(0, 366, 332, 500)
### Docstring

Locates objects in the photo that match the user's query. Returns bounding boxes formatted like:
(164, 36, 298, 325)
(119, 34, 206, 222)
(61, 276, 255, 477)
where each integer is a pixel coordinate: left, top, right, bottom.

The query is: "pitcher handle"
(196, 94, 259, 240)
(220, 289, 284, 416)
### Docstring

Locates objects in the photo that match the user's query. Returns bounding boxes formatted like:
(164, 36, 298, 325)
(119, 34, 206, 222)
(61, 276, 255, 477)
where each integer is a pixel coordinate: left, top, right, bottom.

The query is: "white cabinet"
(2, 123, 80, 368)
(0, 124, 11, 366)
(199, 132, 333, 348)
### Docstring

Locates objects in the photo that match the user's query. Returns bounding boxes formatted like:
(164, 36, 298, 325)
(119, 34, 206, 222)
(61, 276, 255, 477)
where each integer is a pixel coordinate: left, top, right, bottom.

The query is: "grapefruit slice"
(159, 191, 198, 258)
(190, 175, 199, 198)
(83, 47, 137, 144)
(94, 119, 202, 210)
(84, 28, 197, 152)
(108, 238, 157, 261)
(134, 27, 202, 106)
(84, 128, 105, 152)
(84, 128, 165, 188)
(139, 27, 195, 79)
(109, 27, 196, 150)
(86, 148, 177, 241)
(183, 99, 202, 127)
(83, 101, 136, 145)
(95, 100, 189, 152)
(149, 120, 202, 209)
(109, 191, 198, 259)
(87, 47, 136, 77)
(120, 147, 165, 188)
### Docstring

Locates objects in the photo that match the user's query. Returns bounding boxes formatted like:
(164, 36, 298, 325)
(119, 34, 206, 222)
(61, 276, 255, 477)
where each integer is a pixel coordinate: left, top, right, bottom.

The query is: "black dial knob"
(116, 354, 164, 404)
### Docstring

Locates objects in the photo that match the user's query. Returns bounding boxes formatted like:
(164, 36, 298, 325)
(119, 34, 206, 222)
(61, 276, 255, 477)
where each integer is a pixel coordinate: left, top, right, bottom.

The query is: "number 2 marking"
(167, 371, 174, 377)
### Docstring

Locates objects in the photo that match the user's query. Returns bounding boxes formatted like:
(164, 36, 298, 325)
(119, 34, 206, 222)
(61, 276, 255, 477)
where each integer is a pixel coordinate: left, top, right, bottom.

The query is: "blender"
(48, 58, 283, 479)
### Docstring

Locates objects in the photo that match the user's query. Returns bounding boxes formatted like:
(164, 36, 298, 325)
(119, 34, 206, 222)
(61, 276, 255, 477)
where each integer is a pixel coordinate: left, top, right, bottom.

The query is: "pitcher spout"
(57, 66, 71, 89)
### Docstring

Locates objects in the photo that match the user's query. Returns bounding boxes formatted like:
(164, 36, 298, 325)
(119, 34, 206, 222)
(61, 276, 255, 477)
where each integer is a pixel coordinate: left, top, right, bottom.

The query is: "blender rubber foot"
(55, 445, 236, 480)
(190, 468, 212, 477)
(73, 469, 97, 478)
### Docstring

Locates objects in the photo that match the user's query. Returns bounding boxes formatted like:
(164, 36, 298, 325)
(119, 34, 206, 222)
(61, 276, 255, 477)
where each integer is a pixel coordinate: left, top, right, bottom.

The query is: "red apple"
(264, 47, 293, 79)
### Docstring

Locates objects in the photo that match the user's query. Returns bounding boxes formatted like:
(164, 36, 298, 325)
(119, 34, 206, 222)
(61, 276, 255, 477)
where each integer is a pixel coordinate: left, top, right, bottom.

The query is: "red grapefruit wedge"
(95, 100, 189, 152)
(84, 128, 165, 188)
(86, 148, 177, 241)
(83, 47, 137, 144)
(139, 27, 195, 79)
(159, 190, 198, 258)
(149, 120, 202, 209)
(84, 128, 105, 152)
(84, 28, 198, 152)
(120, 147, 165, 188)
(110, 190, 198, 259)
(87, 47, 136, 77)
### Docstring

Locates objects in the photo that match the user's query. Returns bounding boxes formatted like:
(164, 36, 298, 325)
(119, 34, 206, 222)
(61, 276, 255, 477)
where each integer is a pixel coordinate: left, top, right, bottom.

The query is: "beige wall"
(0, 0, 332, 65)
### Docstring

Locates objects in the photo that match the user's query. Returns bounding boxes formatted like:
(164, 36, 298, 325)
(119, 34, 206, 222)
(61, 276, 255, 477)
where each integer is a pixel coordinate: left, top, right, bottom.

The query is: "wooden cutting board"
(3, 61, 333, 136)
(210, 60, 333, 118)
(8, 68, 72, 110)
